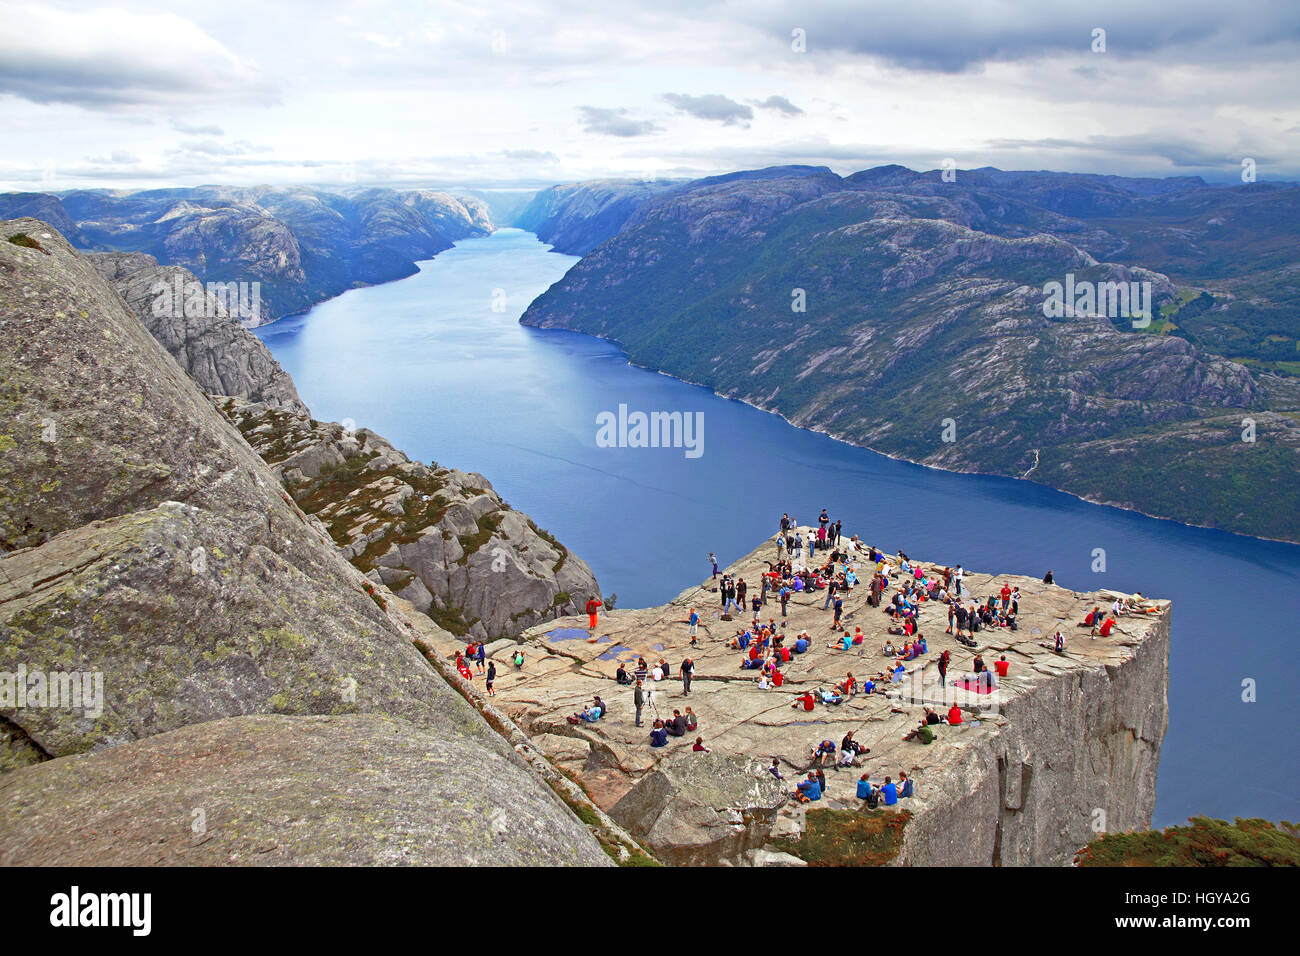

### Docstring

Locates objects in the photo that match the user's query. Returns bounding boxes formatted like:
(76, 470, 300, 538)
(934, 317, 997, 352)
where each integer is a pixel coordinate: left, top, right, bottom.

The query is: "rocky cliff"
(457, 530, 1169, 866)
(218, 397, 600, 640)
(513, 179, 678, 255)
(87, 251, 306, 414)
(0, 218, 610, 865)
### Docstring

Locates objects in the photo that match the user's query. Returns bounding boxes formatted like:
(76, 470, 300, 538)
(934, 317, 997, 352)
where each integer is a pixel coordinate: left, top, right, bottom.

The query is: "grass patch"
(7, 233, 46, 253)
(1076, 817, 1300, 867)
(772, 807, 911, 866)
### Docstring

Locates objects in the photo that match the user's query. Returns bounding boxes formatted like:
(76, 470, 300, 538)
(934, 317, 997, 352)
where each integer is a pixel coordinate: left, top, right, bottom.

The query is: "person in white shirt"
(652, 664, 664, 681)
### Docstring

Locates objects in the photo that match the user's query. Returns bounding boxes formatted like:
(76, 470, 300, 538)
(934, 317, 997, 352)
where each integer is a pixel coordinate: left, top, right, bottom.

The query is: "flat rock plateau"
(423, 530, 1170, 866)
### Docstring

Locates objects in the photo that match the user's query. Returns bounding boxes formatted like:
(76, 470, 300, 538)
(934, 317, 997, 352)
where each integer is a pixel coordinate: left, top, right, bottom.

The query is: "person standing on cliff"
(486, 660, 496, 696)
(953, 564, 964, 597)
(709, 552, 719, 579)
(688, 608, 699, 645)
(475, 641, 486, 673)
(834, 519, 842, 545)
(586, 596, 602, 630)
(634, 679, 645, 727)
(681, 656, 694, 696)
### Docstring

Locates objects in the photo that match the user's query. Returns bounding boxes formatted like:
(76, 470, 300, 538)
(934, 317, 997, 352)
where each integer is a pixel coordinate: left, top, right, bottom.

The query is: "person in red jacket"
(948, 704, 963, 725)
(994, 655, 1010, 677)
(586, 596, 602, 629)
(772, 667, 785, 688)
(792, 691, 816, 712)
(1097, 615, 1117, 638)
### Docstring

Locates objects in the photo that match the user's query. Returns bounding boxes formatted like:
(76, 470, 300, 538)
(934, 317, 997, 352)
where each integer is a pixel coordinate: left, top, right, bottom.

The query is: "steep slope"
(0, 218, 608, 864)
(514, 179, 678, 255)
(219, 397, 601, 639)
(87, 251, 306, 413)
(521, 168, 1300, 542)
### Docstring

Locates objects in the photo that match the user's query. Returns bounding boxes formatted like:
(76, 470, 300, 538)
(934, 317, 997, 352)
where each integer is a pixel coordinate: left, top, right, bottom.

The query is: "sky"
(1, 0, 1299, 192)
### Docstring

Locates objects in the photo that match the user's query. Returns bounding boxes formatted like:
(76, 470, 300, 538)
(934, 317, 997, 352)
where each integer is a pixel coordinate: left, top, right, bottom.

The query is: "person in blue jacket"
(857, 773, 875, 801)
(795, 773, 822, 801)
(880, 776, 899, 805)
(794, 633, 809, 654)
(649, 720, 668, 747)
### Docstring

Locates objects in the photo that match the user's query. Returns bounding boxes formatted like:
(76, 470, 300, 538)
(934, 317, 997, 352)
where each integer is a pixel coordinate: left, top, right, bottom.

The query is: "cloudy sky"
(2, 0, 1298, 191)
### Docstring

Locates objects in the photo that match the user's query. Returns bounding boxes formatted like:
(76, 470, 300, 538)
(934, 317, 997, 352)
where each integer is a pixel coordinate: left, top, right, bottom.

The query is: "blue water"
(258, 228, 1299, 828)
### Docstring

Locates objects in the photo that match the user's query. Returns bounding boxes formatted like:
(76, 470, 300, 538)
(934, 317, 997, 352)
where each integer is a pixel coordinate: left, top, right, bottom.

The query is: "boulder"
(0, 714, 612, 866)
(609, 752, 788, 865)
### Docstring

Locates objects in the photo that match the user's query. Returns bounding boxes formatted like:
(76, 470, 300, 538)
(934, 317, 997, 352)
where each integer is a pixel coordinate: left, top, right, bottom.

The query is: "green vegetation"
(1076, 817, 1300, 867)
(7, 232, 45, 252)
(772, 807, 911, 866)
(427, 601, 476, 637)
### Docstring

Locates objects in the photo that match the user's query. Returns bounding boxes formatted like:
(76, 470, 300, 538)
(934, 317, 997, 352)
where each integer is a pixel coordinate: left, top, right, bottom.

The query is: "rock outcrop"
(460, 529, 1169, 866)
(218, 397, 601, 640)
(608, 752, 787, 866)
(0, 218, 609, 865)
(87, 251, 306, 414)
(0, 713, 607, 866)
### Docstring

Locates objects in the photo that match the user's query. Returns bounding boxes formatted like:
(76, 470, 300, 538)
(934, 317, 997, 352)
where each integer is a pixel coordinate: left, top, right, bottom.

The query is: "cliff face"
(87, 251, 307, 414)
(461, 529, 1169, 866)
(0, 218, 609, 865)
(513, 179, 678, 255)
(896, 609, 1168, 866)
(219, 397, 601, 640)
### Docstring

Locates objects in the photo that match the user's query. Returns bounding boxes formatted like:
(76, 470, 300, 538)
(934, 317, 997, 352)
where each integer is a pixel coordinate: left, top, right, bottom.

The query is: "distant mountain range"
(518, 165, 1300, 543)
(0, 186, 494, 324)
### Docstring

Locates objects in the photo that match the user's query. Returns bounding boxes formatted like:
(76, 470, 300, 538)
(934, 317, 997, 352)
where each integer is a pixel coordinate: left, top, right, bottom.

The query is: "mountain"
(520, 165, 1300, 542)
(513, 178, 679, 255)
(0, 186, 495, 326)
(0, 218, 614, 864)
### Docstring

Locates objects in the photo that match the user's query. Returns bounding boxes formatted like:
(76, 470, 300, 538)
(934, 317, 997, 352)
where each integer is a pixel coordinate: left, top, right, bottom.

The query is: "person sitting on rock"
(569, 702, 601, 724)
(818, 687, 844, 706)
(793, 632, 810, 654)
(812, 739, 837, 766)
(794, 772, 822, 803)
(897, 771, 914, 798)
(836, 672, 858, 697)
(1094, 615, 1117, 638)
(857, 773, 878, 808)
(792, 691, 816, 712)
(768, 758, 785, 781)
(684, 707, 698, 732)
(615, 664, 633, 685)
(994, 655, 1010, 678)
(947, 704, 964, 725)
(879, 775, 899, 806)
(511, 649, 525, 669)
(692, 736, 710, 752)
(665, 709, 688, 737)
(649, 719, 668, 747)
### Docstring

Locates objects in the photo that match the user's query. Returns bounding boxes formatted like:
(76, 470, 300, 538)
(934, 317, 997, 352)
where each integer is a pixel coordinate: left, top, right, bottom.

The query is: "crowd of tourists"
(450, 507, 1141, 815)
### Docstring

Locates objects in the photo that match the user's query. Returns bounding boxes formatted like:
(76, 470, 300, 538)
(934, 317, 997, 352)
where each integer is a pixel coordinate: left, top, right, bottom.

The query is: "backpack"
(864, 789, 880, 809)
